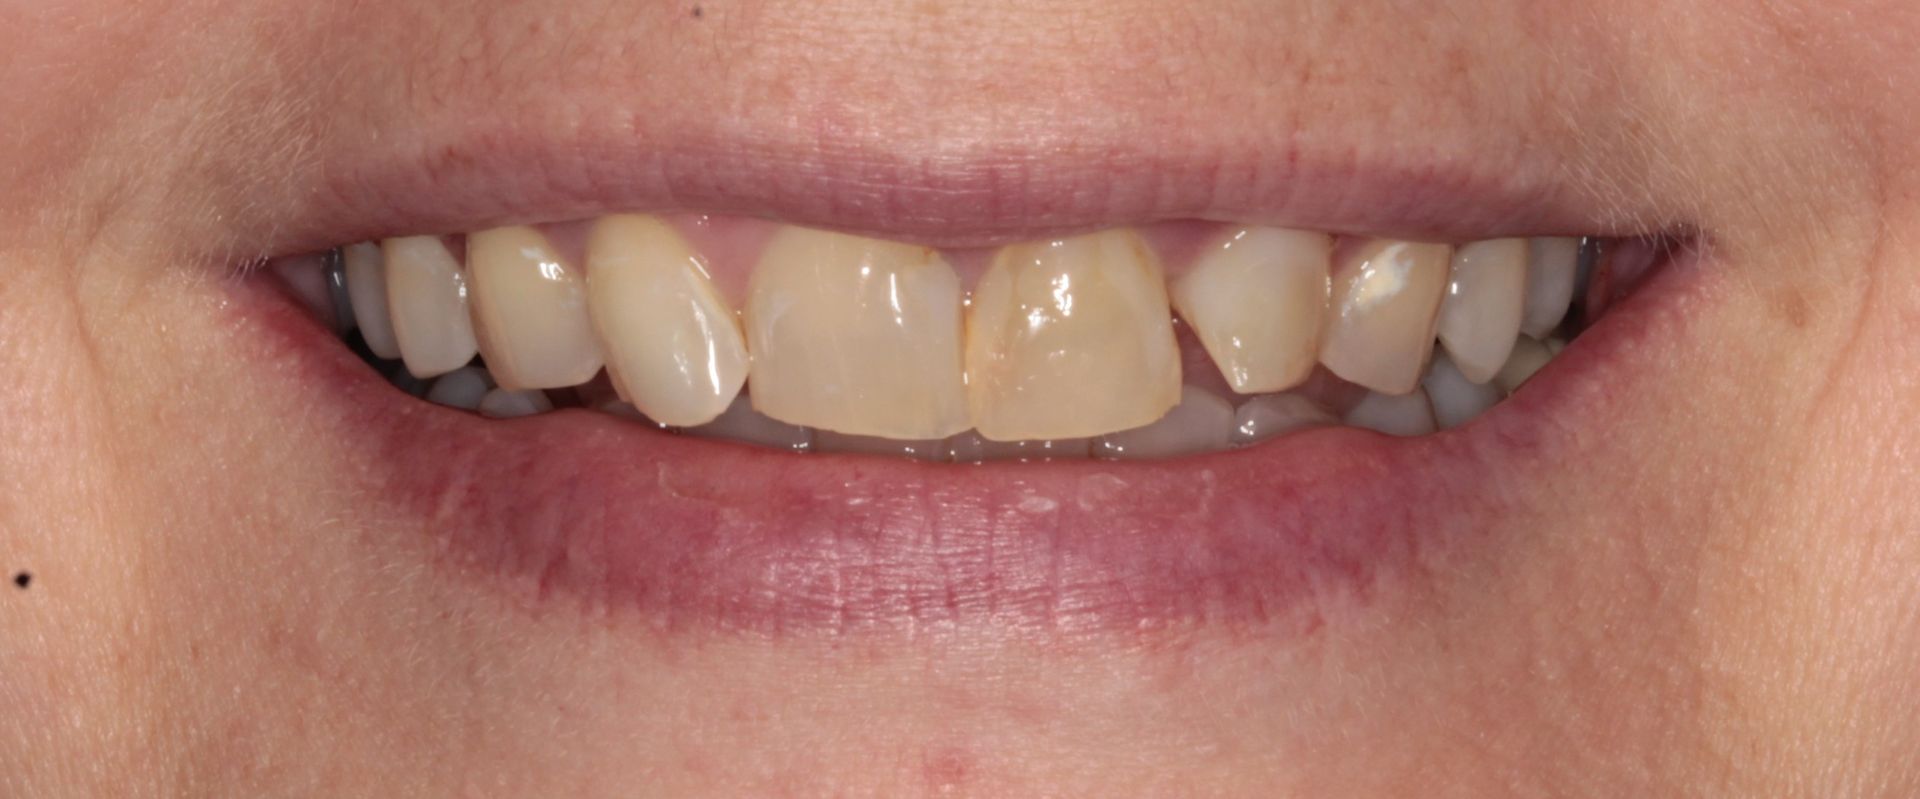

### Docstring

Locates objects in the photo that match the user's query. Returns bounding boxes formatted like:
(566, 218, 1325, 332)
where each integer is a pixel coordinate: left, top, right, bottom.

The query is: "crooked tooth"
(1493, 336, 1554, 394)
(1521, 237, 1580, 337)
(468, 226, 604, 390)
(586, 215, 749, 427)
(342, 242, 400, 359)
(1093, 386, 1234, 460)
(945, 432, 1092, 463)
(1231, 394, 1335, 446)
(1422, 354, 1503, 429)
(745, 227, 969, 440)
(680, 395, 813, 452)
(1345, 390, 1437, 437)
(425, 366, 492, 411)
(1436, 238, 1527, 384)
(1318, 240, 1451, 395)
(383, 236, 480, 378)
(1171, 227, 1331, 393)
(476, 388, 554, 419)
(967, 229, 1181, 441)
(814, 432, 948, 462)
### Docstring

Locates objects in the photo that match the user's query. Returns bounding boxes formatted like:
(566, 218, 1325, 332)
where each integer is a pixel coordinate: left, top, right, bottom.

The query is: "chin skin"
(3, 0, 1920, 796)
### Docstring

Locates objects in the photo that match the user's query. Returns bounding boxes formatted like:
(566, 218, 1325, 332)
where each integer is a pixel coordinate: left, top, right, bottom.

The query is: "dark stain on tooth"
(12, 572, 30, 589)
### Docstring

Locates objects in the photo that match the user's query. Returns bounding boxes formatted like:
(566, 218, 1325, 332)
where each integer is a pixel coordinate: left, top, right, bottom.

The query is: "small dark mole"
(13, 572, 30, 589)
(691, 6, 703, 18)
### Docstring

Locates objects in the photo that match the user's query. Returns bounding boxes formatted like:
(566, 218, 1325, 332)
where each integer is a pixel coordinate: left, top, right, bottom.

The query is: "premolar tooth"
(1521, 237, 1580, 337)
(586, 215, 749, 427)
(383, 236, 480, 378)
(967, 229, 1181, 441)
(1092, 386, 1234, 460)
(476, 388, 554, 419)
(424, 366, 492, 411)
(1171, 227, 1331, 393)
(745, 227, 970, 440)
(680, 395, 813, 452)
(814, 432, 947, 462)
(468, 226, 604, 390)
(1231, 394, 1335, 446)
(1344, 390, 1437, 437)
(1493, 336, 1554, 393)
(1422, 354, 1503, 429)
(1318, 240, 1451, 395)
(342, 242, 401, 359)
(945, 432, 1092, 463)
(1435, 238, 1526, 384)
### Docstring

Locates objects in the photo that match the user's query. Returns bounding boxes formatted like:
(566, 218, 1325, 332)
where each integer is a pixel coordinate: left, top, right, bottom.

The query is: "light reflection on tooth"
(1436, 238, 1527, 384)
(1093, 386, 1234, 460)
(1318, 240, 1451, 395)
(1231, 394, 1335, 446)
(1422, 354, 1503, 430)
(1521, 237, 1580, 337)
(1493, 336, 1554, 394)
(679, 395, 813, 452)
(383, 236, 480, 378)
(945, 432, 1092, 463)
(814, 432, 948, 462)
(1171, 227, 1331, 393)
(476, 388, 554, 419)
(425, 366, 492, 411)
(343, 242, 401, 359)
(586, 215, 749, 427)
(468, 226, 605, 390)
(1345, 390, 1436, 437)
(967, 229, 1182, 441)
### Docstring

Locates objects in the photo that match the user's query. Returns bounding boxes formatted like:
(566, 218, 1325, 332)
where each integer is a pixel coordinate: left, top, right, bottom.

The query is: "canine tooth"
(1318, 240, 1450, 395)
(586, 215, 749, 427)
(1521, 237, 1580, 337)
(476, 388, 554, 419)
(1493, 336, 1554, 393)
(468, 226, 605, 390)
(383, 236, 480, 378)
(814, 432, 948, 462)
(1171, 227, 1331, 393)
(342, 242, 400, 359)
(1344, 390, 1437, 437)
(1231, 394, 1336, 445)
(945, 432, 1092, 463)
(1422, 354, 1503, 429)
(968, 230, 1182, 441)
(1436, 238, 1526, 384)
(745, 227, 969, 440)
(681, 395, 813, 452)
(1092, 386, 1234, 460)
(425, 366, 492, 411)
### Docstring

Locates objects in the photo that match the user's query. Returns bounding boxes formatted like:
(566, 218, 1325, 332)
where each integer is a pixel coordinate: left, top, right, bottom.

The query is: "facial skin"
(3, 0, 1920, 795)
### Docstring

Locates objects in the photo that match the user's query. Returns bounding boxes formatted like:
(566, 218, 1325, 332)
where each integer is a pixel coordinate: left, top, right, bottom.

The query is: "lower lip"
(236, 254, 1698, 641)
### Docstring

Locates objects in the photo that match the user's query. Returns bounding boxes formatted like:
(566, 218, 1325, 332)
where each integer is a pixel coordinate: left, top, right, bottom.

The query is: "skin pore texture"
(4, 0, 1920, 795)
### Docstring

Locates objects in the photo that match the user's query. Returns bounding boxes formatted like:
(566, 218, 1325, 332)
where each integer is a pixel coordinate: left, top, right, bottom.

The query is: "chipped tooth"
(1344, 390, 1437, 437)
(586, 215, 749, 427)
(468, 226, 605, 390)
(1521, 237, 1580, 337)
(1422, 354, 1503, 429)
(1231, 394, 1335, 446)
(745, 227, 970, 440)
(1093, 386, 1234, 460)
(814, 432, 948, 462)
(383, 236, 480, 379)
(680, 395, 813, 452)
(945, 432, 1092, 463)
(424, 366, 492, 411)
(967, 229, 1182, 441)
(342, 242, 401, 359)
(476, 388, 554, 419)
(1493, 336, 1554, 394)
(1171, 227, 1331, 393)
(1436, 238, 1527, 384)
(1317, 240, 1451, 395)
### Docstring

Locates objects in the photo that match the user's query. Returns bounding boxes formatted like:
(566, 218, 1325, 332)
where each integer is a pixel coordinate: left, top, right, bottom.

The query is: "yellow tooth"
(382, 236, 479, 379)
(744, 227, 970, 439)
(1171, 227, 1331, 394)
(1317, 239, 1451, 395)
(467, 226, 605, 390)
(342, 242, 400, 359)
(966, 229, 1181, 441)
(586, 215, 748, 427)
(1436, 238, 1527, 384)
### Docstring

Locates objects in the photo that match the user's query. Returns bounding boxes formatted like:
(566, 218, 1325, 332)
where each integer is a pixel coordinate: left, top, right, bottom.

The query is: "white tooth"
(383, 236, 480, 378)
(967, 229, 1182, 441)
(1317, 240, 1451, 395)
(476, 388, 554, 419)
(342, 242, 401, 359)
(1171, 227, 1331, 393)
(270, 254, 336, 328)
(814, 432, 948, 462)
(1436, 238, 1527, 384)
(1493, 336, 1554, 394)
(468, 226, 605, 389)
(745, 227, 970, 440)
(424, 366, 492, 411)
(1422, 354, 1503, 430)
(586, 215, 749, 427)
(680, 395, 813, 452)
(1545, 337, 1567, 356)
(1230, 394, 1336, 446)
(1092, 385, 1234, 460)
(1521, 237, 1580, 337)
(945, 432, 1092, 463)
(1344, 390, 1436, 437)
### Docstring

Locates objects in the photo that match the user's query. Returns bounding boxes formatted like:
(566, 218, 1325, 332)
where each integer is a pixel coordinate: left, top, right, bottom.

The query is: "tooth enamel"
(967, 229, 1182, 441)
(945, 432, 1092, 463)
(1422, 354, 1503, 429)
(1493, 336, 1554, 393)
(424, 366, 492, 411)
(1230, 394, 1336, 445)
(342, 242, 401, 359)
(467, 226, 605, 390)
(1171, 227, 1331, 393)
(585, 215, 749, 427)
(1435, 238, 1527, 384)
(476, 388, 554, 419)
(744, 227, 970, 440)
(382, 236, 480, 378)
(1317, 240, 1451, 395)
(814, 432, 948, 461)
(1344, 389, 1437, 437)
(1521, 237, 1580, 337)
(680, 395, 813, 452)
(1092, 385, 1234, 460)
